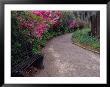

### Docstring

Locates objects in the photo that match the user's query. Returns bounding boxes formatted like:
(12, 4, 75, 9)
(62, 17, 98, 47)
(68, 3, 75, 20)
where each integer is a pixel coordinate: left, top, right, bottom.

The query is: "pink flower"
(32, 11, 42, 16)
(32, 11, 51, 21)
(16, 11, 63, 38)
(68, 20, 77, 29)
(33, 23, 47, 38)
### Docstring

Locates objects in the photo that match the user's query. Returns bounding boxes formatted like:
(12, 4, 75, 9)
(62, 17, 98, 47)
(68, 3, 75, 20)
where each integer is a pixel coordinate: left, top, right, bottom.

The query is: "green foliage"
(11, 11, 33, 67)
(72, 28, 100, 51)
(28, 11, 43, 22)
(32, 30, 58, 54)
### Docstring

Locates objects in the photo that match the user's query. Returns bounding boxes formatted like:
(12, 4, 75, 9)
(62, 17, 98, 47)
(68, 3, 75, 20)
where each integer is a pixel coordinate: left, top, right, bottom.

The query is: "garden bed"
(72, 28, 100, 53)
(11, 11, 100, 76)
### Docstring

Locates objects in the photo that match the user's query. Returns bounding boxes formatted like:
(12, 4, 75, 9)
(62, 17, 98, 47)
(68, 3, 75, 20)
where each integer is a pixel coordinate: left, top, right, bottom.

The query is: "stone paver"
(34, 33, 100, 77)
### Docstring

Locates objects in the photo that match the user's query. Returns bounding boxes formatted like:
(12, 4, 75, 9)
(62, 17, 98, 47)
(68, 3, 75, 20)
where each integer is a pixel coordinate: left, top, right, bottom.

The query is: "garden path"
(34, 33, 100, 77)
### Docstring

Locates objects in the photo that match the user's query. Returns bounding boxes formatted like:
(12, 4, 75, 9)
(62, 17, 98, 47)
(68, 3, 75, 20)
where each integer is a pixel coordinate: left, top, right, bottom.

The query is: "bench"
(11, 42, 44, 77)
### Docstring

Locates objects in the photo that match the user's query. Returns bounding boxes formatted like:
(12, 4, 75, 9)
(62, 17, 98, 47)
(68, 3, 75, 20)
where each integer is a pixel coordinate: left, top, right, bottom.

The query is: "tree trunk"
(90, 11, 100, 39)
(96, 11, 100, 39)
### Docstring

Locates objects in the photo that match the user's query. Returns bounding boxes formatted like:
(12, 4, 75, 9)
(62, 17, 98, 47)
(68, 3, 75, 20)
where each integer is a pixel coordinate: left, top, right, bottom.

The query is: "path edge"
(72, 42, 100, 54)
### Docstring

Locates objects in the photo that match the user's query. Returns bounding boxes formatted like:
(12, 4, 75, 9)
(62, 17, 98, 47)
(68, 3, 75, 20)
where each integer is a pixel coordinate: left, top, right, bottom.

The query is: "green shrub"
(72, 28, 100, 51)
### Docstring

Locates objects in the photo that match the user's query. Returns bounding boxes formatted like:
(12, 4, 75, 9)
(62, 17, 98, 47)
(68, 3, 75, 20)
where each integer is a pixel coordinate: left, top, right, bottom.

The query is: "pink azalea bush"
(16, 11, 62, 39)
(16, 11, 86, 40)
(33, 22, 47, 38)
(16, 16, 36, 30)
(32, 11, 51, 21)
(68, 20, 77, 29)
(68, 19, 86, 30)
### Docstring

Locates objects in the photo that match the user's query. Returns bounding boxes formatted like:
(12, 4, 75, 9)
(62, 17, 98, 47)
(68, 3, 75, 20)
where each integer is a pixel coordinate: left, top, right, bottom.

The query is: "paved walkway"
(34, 33, 100, 77)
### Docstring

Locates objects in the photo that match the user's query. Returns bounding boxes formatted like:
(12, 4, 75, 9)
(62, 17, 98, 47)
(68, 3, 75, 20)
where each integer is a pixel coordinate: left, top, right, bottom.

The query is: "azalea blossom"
(68, 20, 77, 29)
(17, 11, 62, 38)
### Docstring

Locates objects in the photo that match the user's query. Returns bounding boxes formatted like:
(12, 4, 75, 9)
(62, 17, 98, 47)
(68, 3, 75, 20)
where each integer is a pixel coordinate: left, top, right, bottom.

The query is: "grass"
(72, 28, 100, 52)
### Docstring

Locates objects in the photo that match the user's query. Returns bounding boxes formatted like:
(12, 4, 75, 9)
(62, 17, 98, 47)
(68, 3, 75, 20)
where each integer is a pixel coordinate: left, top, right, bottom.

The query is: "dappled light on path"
(34, 33, 100, 77)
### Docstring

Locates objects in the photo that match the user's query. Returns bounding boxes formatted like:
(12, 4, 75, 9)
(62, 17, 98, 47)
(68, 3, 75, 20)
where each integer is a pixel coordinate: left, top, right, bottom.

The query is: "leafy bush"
(72, 28, 100, 51)
(11, 12, 33, 67)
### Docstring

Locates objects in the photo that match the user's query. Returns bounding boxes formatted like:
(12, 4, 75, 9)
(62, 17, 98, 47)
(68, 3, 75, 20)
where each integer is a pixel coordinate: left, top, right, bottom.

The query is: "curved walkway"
(34, 33, 100, 77)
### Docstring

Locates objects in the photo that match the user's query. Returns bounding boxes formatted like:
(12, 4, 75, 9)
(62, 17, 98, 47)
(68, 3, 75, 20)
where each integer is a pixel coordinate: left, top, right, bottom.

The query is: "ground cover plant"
(72, 28, 100, 52)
